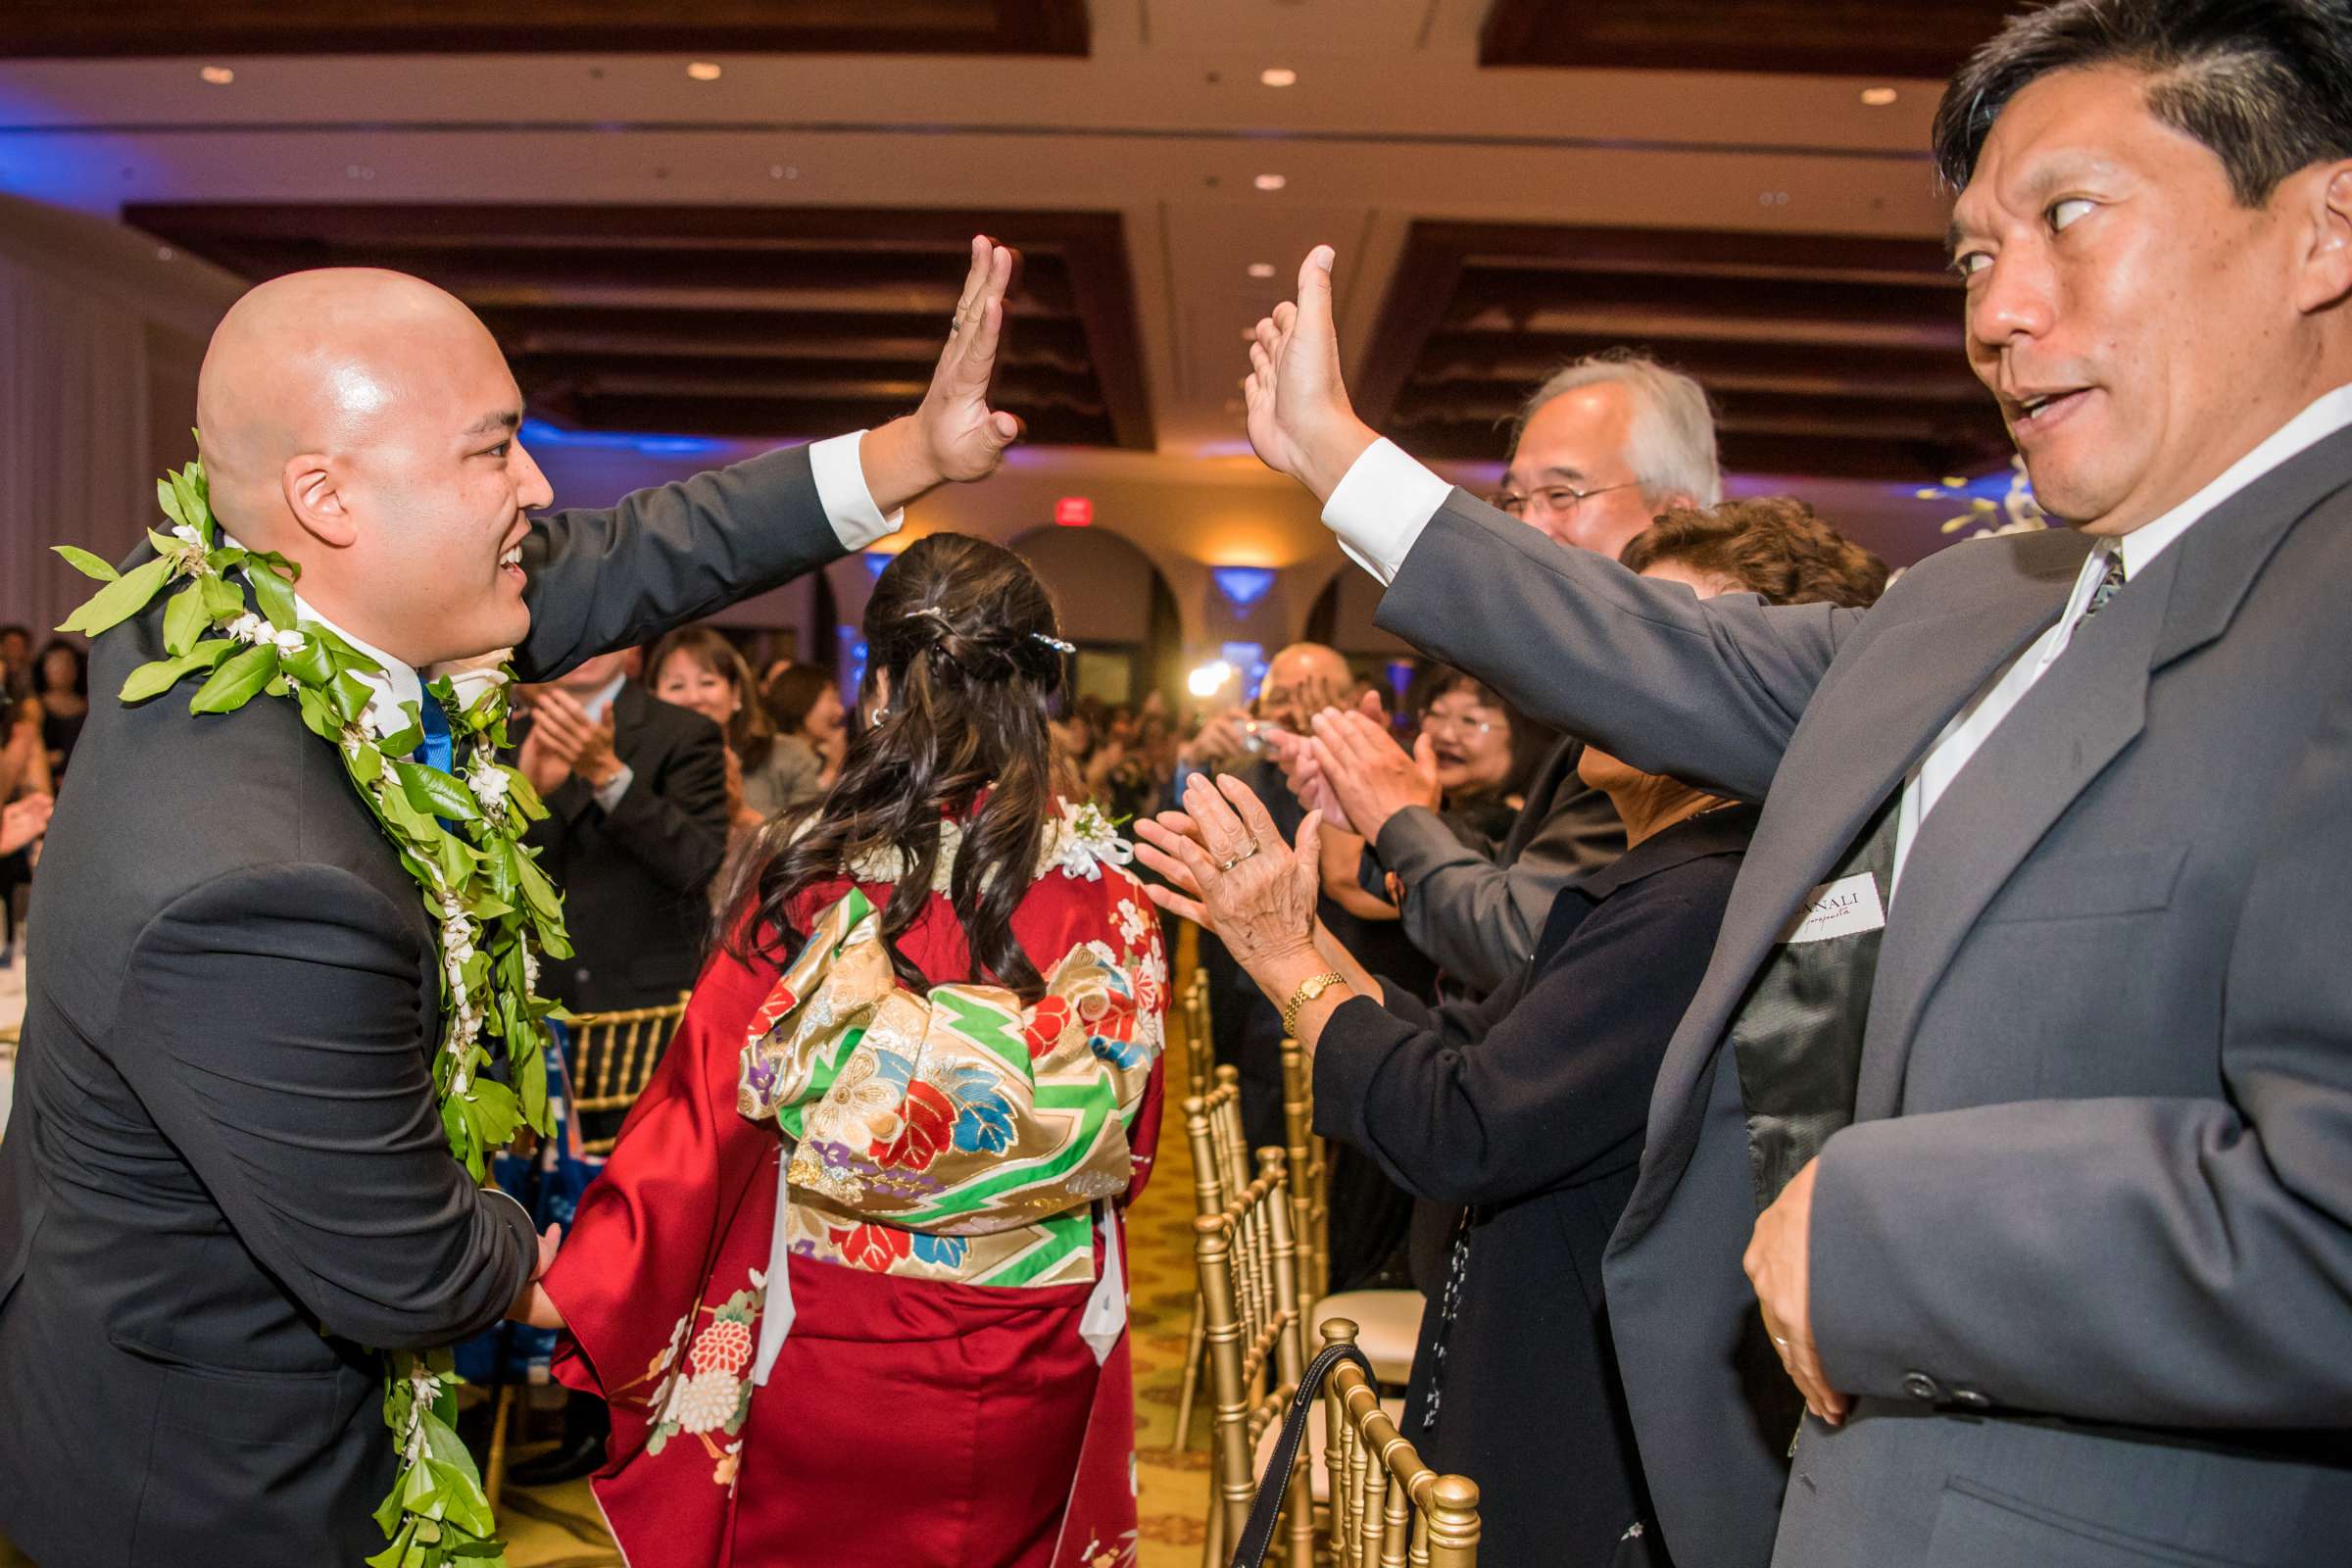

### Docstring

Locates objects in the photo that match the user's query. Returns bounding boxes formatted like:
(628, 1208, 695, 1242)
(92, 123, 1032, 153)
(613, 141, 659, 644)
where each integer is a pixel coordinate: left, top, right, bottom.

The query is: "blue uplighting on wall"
(862, 551, 893, 580)
(518, 417, 724, 458)
(1220, 641, 1269, 700)
(1210, 566, 1277, 609)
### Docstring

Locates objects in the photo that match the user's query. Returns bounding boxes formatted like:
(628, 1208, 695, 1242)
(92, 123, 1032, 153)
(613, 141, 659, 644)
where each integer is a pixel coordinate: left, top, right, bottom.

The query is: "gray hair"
(1509, 351, 1723, 508)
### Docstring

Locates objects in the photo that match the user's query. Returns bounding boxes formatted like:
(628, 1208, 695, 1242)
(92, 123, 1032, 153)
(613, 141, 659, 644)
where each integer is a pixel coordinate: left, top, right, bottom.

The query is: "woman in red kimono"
(520, 534, 1167, 1567)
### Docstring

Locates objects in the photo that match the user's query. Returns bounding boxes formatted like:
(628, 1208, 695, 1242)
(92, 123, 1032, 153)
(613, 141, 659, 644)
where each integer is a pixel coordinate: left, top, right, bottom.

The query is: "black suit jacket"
(0, 444, 844, 1567)
(1319, 806, 1756, 1566)
(523, 679, 729, 1014)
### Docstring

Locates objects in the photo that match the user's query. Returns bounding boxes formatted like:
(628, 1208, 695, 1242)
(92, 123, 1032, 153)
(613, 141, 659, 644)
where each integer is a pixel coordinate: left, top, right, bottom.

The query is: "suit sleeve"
(514, 444, 845, 682)
(1313, 877, 1719, 1207)
(1373, 784, 1622, 995)
(1376, 491, 1864, 802)
(1810, 676, 2352, 1425)
(116, 863, 537, 1350)
(597, 711, 731, 898)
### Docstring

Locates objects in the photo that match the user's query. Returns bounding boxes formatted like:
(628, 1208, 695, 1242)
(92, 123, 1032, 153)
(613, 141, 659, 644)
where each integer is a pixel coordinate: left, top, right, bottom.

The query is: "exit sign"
(1054, 496, 1095, 527)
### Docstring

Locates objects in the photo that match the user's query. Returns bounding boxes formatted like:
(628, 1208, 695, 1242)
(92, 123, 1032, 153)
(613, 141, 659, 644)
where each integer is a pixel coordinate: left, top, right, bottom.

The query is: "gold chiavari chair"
(1183, 966, 1217, 1104)
(1175, 1059, 1250, 1448)
(482, 993, 689, 1502)
(1194, 1138, 1315, 1568)
(1280, 1037, 1423, 1390)
(565, 993, 691, 1155)
(1317, 1317, 1482, 1567)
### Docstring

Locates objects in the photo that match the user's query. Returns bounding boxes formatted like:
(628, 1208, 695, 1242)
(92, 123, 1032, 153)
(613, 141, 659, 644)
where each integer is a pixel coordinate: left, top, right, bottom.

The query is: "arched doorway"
(1009, 525, 1183, 711)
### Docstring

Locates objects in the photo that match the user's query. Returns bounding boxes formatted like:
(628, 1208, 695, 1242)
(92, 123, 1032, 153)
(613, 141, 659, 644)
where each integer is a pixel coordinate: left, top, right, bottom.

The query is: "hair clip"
(1029, 632, 1076, 655)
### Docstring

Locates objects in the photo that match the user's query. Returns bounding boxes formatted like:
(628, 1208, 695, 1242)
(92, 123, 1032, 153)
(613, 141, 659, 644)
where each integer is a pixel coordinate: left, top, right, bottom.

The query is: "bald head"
(197, 270, 508, 545)
(191, 268, 551, 667)
(1256, 642, 1351, 733)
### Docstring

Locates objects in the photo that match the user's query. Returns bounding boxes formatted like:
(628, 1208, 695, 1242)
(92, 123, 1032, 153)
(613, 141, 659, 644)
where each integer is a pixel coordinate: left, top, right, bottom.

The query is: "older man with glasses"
(1280, 351, 1721, 1000)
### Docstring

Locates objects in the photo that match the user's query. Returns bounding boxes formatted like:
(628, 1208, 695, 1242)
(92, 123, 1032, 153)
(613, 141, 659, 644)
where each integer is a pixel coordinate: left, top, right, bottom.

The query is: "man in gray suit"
(1240, 2, 2352, 1563)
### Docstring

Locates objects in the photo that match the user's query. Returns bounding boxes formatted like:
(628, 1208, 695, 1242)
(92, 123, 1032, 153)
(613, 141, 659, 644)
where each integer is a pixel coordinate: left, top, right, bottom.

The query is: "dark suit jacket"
(1360, 733, 1626, 996)
(1320, 805, 1756, 1567)
(524, 679, 729, 1014)
(1375, 428, 2352, 1568)
(0, 445, 846, 1567)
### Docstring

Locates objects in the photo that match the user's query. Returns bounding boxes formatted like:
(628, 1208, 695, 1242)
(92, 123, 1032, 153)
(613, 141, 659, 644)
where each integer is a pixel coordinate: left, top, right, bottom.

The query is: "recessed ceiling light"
(1860, 86, 1898, 107)
(199, 66, 234, 85)
(1253, 172, 1287, 191)
(1260, 68, 1298, 87)
(687, 61, 723, 81)
(156, 246, 175, 262)
(1247, 262, 1276, 278)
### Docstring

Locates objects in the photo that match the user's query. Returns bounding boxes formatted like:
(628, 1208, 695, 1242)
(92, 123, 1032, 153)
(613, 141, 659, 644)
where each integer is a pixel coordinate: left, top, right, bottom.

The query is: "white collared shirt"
(1319, 384, 2352, 896)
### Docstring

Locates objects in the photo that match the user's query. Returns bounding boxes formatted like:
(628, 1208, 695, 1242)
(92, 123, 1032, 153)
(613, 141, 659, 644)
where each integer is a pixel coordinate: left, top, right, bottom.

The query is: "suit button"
(1951, 1388, 1991, 1409)
(1901, 1371, 1941, 1401)
(574, 966, 591, 984)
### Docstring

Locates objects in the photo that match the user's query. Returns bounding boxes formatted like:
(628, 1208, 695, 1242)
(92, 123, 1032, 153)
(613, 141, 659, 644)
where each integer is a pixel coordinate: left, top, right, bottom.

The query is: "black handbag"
(1224, 1340, 1375, 1568)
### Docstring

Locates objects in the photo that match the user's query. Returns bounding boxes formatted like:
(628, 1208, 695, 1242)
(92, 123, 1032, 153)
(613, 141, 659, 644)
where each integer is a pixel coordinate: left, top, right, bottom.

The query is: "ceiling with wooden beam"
(1359, 221, 2004, 481)
(0, 0, 1088, 61)
(1481, 0, 2020, 79)
(0, 0, 2031, 560)
(125, 202, 1152, 448)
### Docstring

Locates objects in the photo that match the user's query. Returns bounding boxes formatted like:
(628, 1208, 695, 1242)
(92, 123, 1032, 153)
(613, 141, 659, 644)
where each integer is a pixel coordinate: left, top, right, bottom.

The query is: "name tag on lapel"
(1779, 872, 1886, 945)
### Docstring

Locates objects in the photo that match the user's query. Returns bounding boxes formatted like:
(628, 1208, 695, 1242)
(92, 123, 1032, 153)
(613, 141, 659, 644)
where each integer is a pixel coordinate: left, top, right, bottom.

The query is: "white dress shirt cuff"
(808, 430, 905, 551)
(592, 762, 635, 814)
(1320, 437, 1453, 586)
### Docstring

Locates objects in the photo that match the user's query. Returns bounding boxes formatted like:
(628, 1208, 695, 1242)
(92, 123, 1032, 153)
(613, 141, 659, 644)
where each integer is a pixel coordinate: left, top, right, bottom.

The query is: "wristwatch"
(1281, 971, 1348, 1037)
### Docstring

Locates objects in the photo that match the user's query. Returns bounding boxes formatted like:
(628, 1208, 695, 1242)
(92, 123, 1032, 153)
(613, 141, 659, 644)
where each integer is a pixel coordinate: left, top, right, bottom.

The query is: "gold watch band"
(1281, 970, 1348, 1037)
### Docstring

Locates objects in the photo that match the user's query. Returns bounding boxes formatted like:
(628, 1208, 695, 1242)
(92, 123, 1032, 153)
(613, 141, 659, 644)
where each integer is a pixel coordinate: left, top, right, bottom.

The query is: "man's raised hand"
(858, 236, 1024, 512)
(1243, 246, 1381, 502)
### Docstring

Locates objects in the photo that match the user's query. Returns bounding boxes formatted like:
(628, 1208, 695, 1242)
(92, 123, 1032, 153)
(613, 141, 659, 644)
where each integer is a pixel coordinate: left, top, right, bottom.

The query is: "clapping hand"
(509, 1222, 567, 1331)
(1132, 775, 1321, 974)
(0, 793, 53, 857)
(1307, 707, 1440, 842)
(1243, 246, 1382, 503)
(524, 690, 622, 792)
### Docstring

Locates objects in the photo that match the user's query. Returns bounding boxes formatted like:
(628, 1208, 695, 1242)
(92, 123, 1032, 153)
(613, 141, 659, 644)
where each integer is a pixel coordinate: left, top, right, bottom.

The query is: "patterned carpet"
(502, 935, 1217, 1568)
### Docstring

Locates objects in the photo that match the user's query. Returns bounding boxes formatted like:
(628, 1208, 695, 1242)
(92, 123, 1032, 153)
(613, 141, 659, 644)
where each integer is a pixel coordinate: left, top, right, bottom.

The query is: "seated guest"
(648, 624, 790, 829)
(32, 640, 87, 781)
(508, 645, 733, 1487)
(760, 662, 847, 805)
(1136, 499, 1884, 1567)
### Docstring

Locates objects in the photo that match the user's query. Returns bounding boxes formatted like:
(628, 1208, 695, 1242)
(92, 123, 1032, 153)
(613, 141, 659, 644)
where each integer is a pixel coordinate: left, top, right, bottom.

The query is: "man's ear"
(2291, 161, 2352, 315)
(281, 453, 359, 549)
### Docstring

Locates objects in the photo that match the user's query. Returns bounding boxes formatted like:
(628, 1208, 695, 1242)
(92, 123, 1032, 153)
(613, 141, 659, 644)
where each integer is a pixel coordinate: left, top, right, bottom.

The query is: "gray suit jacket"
(1364, 734, 1626, 996)
(1375, 428, 2352, 1568)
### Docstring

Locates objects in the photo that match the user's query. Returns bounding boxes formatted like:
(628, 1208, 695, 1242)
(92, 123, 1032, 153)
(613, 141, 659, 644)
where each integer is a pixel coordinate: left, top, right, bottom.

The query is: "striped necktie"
(2082, 550, 2127, 620)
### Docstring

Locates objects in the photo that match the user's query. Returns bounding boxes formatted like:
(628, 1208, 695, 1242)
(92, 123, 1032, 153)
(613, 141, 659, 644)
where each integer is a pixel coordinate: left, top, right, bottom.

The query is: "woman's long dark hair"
(722, 533, 1070, 1002)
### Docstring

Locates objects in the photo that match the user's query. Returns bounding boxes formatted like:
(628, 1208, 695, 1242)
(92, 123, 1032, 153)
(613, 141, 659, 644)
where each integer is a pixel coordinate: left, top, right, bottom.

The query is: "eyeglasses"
(1420, 708, 1502, 738)
(1490, 480, 1641, 519)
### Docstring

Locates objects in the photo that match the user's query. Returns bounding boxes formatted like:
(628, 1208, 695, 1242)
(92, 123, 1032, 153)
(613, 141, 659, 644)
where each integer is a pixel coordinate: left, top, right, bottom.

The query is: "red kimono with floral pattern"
(545, 830, 1166, 1568)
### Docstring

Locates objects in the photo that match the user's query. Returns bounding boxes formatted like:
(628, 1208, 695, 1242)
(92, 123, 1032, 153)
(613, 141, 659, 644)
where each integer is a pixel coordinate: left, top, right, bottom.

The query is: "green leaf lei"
(56, 458, 573, 1568)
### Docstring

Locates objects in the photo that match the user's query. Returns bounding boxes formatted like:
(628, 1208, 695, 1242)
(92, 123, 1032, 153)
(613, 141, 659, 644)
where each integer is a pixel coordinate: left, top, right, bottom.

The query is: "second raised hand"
(1243, 245, 1381, 503)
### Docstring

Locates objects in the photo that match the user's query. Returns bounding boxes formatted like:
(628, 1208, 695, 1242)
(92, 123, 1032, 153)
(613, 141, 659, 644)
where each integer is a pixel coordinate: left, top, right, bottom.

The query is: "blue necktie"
(417, 690, 455, 776)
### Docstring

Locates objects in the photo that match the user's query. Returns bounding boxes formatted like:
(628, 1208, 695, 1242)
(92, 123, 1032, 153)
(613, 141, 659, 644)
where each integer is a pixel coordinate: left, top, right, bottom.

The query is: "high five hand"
(861, 236, 1025, 510)
(1243, 246, 1381, 502)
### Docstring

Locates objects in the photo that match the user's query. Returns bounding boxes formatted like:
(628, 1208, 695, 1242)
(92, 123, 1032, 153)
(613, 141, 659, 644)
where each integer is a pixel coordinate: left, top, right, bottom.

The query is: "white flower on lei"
(441, 658, 512, 717)
(224, 612, 269, 646)
(466, 764, 511, 813)
(1053, 802, 1134, 883)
